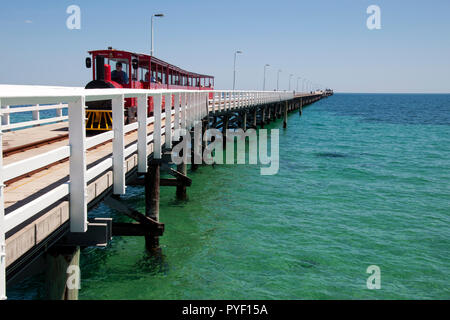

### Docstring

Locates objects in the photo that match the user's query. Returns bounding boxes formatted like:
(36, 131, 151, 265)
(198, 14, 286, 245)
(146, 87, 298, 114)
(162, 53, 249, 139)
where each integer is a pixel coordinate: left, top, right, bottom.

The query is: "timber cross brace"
(104, 196, 165, 238)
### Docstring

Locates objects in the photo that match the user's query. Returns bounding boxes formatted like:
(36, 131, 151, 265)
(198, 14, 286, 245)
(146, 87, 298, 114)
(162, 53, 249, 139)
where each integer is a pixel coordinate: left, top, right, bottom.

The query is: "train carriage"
(85, 48, 214, 131)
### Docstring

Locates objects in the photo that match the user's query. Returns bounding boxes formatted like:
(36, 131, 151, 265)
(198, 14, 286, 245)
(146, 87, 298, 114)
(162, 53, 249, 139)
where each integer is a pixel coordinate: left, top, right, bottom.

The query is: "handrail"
(0, 86, 297, 300)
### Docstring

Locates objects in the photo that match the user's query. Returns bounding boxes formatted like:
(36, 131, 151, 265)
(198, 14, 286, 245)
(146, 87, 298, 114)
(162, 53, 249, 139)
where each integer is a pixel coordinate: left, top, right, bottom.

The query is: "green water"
(9, 94, 450, 299)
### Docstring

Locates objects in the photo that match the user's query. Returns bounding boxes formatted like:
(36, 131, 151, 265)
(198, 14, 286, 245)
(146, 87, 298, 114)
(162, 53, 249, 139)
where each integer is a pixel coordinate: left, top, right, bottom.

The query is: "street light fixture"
(151, 13, 164, 56)
(233, 50, 243, 91)
(277, 69, 282, 91)
(263, 64, 270, 91)
(289, 74, 293, 91)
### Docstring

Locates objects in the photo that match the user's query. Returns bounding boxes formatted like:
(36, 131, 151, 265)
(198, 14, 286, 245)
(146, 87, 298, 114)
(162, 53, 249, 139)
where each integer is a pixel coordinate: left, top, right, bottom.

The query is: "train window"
(157, 70, 162, 84)
(111, 60, 129, 84)
(139, 67, 149, 82)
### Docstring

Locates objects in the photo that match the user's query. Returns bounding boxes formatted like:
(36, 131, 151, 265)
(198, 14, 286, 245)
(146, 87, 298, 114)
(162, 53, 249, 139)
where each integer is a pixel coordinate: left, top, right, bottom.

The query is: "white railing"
(0, 87, 294, 299)
(1, 103, 67, 131)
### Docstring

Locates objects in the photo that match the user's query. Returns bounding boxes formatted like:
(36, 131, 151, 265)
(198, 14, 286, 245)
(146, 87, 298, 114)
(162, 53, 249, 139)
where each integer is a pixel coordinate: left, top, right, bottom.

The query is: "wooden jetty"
(0, 85, 330, 299)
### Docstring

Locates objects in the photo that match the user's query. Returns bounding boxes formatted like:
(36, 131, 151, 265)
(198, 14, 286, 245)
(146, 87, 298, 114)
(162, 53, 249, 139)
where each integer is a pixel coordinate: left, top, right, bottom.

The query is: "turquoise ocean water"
(8, 93, 450, 299)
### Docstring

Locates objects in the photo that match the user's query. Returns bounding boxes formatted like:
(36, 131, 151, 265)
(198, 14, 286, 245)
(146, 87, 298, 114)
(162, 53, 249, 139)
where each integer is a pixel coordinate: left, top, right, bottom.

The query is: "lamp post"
(233, 50, 243, 90)
(263, 64, 270, 91)
(277, 69, 282, 91)
(151, 13, 164, 56)
(297, 77, 301, 92)
(289, 74, 293, 91)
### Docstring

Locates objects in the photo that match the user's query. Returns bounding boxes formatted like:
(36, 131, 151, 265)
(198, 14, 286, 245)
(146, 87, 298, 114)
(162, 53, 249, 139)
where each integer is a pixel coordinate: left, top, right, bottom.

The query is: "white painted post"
(197, 92, 201, 121)
(32, 104, 40, 122)
(68, 96, 88, 233)
(137, 94, 148, 173)
(185, 93, 191, 129)
(174, 93, 180, 139)
(193, 92, 198, 123)
(181, 92, 186, 129)
(231, 92, 234, 109)
(219, 91, 223, 111)
(165, 93, 172, 149)
(112, 95, 126, 195)
(195, 92, 199, 122)
(1, 105, 10, 127)
(212, 91, 217, 113)
(203, 93, 209, 117)
(56, 103, 63, 119)
(0, 98, 6, 300)
(153, 94, 162, 159)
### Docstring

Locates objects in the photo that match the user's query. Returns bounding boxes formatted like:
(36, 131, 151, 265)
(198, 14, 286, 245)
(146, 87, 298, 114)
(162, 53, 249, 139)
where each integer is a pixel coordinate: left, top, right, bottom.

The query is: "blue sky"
(0, 0, 449, 93)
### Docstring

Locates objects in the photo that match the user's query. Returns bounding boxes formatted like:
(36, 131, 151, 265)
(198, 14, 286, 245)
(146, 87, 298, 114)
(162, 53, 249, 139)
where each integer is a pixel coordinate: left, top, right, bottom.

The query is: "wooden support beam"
(129, 176, 191, 188)
(104, 196, 163, 233)
(168, 167, 192, 186)
(57, 219, 112, 247)
(283, 101, 288, 129)
(160, 178, 182, 187)
(112, 222, 164, 237)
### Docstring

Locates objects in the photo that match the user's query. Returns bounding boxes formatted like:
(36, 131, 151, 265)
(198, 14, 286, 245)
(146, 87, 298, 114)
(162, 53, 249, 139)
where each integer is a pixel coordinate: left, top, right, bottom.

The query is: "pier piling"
(44, 246, 80, 300)
(283, 101, 288, 128)
(145, 160, 161, 251)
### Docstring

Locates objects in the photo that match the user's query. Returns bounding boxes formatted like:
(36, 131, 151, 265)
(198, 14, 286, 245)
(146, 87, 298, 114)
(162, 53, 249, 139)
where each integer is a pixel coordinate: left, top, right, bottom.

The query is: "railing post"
(185, 93, 190, 130)
(212, 91, 217, 113)
(56, 103, 63, 119)
(137, 94, 148, 173)
(68, 96, 87, 233)
(197, 92, 201, 121)
(205, 92, 209, 118)
(181, 92, 186, 129)
(165, 93, 172, 149)
(112, 95, 126, 195)
(196, 91, 201, 121)
(153, 94, 162, 159)
(174, 92, 181, 138)
(0, 98, 6, 300)
(195, 91, 199, 123)
(32, 104, 40, 122)
(1, 105, 10, 127)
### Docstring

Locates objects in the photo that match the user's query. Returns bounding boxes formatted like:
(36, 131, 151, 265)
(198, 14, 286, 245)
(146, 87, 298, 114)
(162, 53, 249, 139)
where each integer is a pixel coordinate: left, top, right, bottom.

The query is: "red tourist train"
(84, 48, 214, 131)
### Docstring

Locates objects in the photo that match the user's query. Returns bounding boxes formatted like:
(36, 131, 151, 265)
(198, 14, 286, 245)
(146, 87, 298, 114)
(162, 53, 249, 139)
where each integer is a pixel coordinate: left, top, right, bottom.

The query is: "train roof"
(88, 49, 214, 79)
